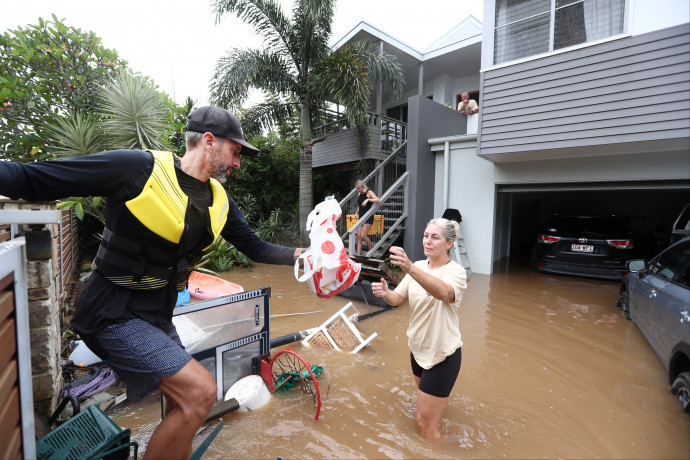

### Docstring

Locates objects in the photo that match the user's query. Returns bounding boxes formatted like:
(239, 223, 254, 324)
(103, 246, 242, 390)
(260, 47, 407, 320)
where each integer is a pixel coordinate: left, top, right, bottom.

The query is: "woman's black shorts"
(410, 347, 462, 398)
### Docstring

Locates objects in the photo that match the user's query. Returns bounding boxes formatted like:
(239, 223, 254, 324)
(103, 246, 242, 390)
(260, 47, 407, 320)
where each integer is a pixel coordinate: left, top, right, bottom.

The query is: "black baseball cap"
(186, 106, 260, 155)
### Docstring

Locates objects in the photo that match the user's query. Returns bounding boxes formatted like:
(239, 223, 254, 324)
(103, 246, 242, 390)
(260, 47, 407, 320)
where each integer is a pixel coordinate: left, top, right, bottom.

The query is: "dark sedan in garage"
(531, 213, 636, 280)
(617, 237, 690, 413)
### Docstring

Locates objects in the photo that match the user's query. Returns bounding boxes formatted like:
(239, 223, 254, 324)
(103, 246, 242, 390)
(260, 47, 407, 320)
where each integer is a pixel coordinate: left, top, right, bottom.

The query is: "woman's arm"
(406, 264, 456, 303)
(360, 190, 380, 210)
(371, 278, 405, 306)
(388, 246, 455, 303)
(365, 190, 380, 204)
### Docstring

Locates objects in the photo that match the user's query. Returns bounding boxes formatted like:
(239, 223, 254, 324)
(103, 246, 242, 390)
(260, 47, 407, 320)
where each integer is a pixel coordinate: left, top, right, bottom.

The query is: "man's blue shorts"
(81, 318, 191, 400)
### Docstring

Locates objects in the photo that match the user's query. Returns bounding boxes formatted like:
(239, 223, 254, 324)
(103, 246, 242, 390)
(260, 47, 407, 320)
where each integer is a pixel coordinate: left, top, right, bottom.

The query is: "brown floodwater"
(110, 263, 690, 459)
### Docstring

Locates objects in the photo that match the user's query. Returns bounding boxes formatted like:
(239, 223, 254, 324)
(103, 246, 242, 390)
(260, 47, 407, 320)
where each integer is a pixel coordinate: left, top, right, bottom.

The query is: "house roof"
(331, 16, 482, 100)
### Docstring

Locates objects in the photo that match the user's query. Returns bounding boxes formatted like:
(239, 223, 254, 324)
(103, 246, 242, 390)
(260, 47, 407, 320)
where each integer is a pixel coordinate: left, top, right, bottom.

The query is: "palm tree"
(211, 0, 404, 232)
(45, 72, 170, 156)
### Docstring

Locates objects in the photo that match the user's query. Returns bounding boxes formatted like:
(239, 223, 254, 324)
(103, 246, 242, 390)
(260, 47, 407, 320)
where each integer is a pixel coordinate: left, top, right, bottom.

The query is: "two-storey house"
(325, 1, 689, 275)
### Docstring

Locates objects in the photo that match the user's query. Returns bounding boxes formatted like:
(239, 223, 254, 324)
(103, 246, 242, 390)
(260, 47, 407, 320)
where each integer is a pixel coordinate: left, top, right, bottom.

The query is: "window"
(650, 242, 690, 283)
(494, 0, 625, 64)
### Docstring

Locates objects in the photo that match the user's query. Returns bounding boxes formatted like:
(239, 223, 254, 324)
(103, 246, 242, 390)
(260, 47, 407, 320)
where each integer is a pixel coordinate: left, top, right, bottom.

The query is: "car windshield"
(548, 215, 626, 236)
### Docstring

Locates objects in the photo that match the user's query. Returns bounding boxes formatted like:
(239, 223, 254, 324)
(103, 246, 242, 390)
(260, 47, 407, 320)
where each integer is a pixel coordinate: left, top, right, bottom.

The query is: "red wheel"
(269, 348, 322, 420)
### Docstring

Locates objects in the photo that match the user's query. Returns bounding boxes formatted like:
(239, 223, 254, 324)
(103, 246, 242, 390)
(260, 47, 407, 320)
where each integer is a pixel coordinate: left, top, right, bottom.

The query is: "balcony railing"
(379, 115, 406, 152)
(312, 110, 407, 152)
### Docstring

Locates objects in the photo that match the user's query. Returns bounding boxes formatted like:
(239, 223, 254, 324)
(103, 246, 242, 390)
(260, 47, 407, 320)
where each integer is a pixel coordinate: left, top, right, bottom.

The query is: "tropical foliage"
(0, 15, 127, 161)
(199, 238, 253, 272)
(199, 183, 301, 272)
(46, 72, 173, 157)
(228, 132, 302, 247)
(229, 131, 300, 216)
(97, 73, 170, 151)
(210, 0, 404, 234)
(165, 97, 196, 156)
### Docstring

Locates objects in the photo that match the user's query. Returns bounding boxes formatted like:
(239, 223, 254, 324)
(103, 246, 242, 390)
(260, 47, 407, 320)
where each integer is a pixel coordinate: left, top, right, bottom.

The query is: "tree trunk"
(298, 143, 313, 240)
(298, 103, 313, 239)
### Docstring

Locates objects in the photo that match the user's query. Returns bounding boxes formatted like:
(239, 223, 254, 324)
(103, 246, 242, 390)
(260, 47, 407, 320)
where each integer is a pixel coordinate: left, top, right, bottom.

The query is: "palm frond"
(213, 0, 298, 70)
(98, 73, 169, 150)
(44, 112, 106, 157)
(234, 194, 258, 224)
(237, 98, 295, 137)
(292, 0, 334, 64)
(352, 41, 405, 101)
(211, 48, 297, 109)
(311, 46, 372, 121)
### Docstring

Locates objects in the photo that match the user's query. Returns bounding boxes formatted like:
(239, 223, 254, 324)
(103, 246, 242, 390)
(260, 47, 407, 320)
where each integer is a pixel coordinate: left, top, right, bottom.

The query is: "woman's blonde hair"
(427, 218, 460, 244)
(354, 180, 368, 193)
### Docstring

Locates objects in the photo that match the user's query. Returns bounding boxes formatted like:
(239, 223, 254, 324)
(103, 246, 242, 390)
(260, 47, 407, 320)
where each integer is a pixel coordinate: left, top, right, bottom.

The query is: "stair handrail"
(347, 172, 409, 257)
(338, 140, 408, 208)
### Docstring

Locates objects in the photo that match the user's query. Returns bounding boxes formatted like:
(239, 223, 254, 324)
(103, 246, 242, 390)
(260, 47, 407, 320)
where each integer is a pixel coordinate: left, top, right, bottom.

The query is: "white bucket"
(68, 340, 102, 366)
(224, 375, 271, 412)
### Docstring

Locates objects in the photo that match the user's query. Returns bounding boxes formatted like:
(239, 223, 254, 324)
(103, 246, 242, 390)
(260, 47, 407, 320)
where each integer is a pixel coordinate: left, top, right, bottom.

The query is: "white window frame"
(492, 0, 629, 65)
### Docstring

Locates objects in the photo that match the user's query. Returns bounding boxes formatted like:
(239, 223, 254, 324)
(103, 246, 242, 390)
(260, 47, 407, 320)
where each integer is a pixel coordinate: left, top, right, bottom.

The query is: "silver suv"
(618, 237, 690, 413)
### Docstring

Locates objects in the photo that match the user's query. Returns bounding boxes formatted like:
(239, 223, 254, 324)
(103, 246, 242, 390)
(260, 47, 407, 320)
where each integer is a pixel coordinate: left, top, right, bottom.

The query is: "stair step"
(371, 227, 404, 259)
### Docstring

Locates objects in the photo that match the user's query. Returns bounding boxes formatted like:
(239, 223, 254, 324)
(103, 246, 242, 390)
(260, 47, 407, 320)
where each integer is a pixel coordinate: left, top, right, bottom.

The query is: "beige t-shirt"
(394, 259, 467, 369)
(457, 99, 478, 113)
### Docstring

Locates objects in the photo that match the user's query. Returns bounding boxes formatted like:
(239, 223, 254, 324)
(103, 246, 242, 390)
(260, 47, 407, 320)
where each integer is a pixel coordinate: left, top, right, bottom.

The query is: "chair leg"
(188, 419, 225, 460)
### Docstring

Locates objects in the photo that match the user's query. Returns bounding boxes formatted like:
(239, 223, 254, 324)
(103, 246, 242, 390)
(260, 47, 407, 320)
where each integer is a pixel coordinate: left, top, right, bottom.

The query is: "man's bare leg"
(143, 359, 216, 459)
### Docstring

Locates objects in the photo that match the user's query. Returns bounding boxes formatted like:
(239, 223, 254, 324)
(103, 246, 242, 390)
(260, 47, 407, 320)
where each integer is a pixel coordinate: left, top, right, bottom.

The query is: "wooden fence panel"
(0, 274, 23, 459)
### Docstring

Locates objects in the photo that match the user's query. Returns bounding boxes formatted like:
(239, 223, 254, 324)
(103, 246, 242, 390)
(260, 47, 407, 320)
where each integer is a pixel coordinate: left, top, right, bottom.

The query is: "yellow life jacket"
(93, 151, 229, 290)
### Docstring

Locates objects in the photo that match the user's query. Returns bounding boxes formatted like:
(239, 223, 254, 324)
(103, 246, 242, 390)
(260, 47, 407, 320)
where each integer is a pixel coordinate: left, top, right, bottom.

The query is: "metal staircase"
(337, 141, 409, 258)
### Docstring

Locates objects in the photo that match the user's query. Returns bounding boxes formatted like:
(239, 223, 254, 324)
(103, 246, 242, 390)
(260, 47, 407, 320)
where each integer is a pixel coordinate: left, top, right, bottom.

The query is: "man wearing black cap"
(0, 106, 303, 459)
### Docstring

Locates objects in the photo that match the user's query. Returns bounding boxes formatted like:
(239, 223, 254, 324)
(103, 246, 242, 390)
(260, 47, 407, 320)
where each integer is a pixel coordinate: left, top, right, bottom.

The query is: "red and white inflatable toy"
(294, 198, 361, 298)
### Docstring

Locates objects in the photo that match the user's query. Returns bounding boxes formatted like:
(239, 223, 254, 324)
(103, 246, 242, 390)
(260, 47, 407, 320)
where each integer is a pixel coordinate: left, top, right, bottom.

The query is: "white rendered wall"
(433, 137, 495, 274)
(432, 75, 455, 107)
(454, 75, 481, 100)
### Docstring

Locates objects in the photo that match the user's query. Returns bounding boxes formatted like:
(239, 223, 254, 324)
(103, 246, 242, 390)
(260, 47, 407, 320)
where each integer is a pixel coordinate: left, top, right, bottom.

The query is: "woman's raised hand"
(389, 246, 413, 273)
(371, 277, 388, 297)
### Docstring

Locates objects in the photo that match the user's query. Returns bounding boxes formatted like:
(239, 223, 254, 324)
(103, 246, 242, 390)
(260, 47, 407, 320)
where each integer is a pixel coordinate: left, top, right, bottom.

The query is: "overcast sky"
(0, 0, 483, 107)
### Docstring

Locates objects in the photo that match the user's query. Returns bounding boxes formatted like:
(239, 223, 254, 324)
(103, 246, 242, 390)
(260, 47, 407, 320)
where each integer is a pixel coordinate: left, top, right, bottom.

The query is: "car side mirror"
(627, 259, 647, 273)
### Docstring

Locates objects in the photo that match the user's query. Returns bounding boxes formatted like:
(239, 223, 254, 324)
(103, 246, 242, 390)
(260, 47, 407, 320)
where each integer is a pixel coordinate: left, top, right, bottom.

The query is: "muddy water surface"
(111, 263, 690, 459)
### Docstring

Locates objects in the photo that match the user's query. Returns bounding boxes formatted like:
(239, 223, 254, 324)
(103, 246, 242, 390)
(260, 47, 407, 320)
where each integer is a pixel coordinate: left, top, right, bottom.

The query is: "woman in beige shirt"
(372, 218, 467, 439)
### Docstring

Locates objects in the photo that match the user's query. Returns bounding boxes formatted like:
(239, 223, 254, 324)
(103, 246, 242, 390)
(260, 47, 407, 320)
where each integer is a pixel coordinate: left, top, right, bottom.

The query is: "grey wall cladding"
(479, 23, 690, 161)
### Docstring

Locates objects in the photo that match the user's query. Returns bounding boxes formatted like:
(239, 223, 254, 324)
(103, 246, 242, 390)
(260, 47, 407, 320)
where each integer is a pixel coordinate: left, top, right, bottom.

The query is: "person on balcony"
(371, 218, 468, 440)
(0, 106, 304, 460)
(457, 92, 478, 115)
(354, 179, 381, 255)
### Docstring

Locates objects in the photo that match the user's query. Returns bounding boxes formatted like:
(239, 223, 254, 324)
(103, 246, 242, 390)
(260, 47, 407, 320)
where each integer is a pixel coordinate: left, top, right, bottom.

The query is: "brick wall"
(0, 199, 80, 417)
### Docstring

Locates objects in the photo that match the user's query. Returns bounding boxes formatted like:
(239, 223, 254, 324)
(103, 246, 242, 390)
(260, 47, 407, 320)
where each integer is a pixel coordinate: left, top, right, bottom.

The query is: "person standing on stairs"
(354, 179, 380, 255)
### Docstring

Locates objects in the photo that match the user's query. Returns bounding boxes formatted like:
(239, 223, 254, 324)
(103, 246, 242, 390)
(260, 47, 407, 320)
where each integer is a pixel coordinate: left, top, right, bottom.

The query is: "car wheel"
(671, 371, 690, 413)
(617, 291, 631, 320)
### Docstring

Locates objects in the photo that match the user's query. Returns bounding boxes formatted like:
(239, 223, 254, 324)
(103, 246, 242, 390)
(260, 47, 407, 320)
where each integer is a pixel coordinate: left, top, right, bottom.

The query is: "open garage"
(493, 180, 690, 271)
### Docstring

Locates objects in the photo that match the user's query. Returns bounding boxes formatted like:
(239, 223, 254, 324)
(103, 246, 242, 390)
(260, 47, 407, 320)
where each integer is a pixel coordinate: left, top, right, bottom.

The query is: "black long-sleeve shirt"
(0, 150, 295, 334)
